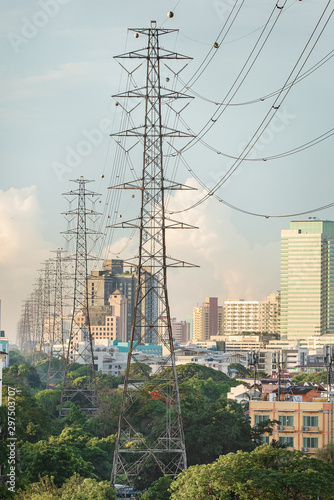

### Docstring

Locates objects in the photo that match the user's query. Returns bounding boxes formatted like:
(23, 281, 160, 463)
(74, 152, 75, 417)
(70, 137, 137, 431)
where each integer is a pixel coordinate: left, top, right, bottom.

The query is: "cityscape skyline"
(1, 1, 333, 342)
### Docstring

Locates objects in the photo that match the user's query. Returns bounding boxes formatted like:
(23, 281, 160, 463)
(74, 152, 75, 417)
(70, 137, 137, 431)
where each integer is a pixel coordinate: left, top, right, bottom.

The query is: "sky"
(0, 0, 333, 342)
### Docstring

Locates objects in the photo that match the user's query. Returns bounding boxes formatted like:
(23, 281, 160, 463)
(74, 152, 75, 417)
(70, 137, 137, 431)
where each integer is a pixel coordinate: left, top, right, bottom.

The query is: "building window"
(279, 436, 294, 447)
(261, 435, 270, 444)
(303, 437, 318, 449)
(254, 414, 270, 425)
(303, 416, 318, 427)
(279, 415, 294, 427)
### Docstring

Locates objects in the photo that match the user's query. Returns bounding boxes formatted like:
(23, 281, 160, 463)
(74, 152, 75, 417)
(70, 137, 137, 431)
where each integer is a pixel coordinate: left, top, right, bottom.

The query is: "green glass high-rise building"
(281, 220, 334, 340)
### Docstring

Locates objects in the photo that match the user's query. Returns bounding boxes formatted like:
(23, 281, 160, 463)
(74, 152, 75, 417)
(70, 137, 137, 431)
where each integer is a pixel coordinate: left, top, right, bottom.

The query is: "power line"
(171, 2, 333, 214)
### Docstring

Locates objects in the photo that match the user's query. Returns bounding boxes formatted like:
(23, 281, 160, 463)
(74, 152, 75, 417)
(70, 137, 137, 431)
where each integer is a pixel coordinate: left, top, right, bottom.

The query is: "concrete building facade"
(193, 297, 223, 341)
(171, 318, 190, 344)
(223, 293, 280, 336)
(281, 220, 334, 341)
(249, 396, 334, 455)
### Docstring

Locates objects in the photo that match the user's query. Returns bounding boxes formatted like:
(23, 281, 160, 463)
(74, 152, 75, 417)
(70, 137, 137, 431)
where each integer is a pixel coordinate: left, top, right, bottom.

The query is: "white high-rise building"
(223, 293, 280, 336)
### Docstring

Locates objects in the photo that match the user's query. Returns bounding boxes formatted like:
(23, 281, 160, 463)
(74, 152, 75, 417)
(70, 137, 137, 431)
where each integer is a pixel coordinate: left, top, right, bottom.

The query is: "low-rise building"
(249, 385, 333, 454)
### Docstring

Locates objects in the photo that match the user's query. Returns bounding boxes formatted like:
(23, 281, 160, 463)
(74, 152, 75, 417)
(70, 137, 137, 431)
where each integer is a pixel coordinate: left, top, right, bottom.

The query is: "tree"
(8, 350, 25, 366)
(140, 475, 172, 500)
(317, 442, 334, 464)
(3, 363, 42, 389)
(292, 372, 327, 384)
(17, 473, 116, 499)
(22, 444, 96, 487)
(169, 445, 334, 500)
(127, 362, 152, 379)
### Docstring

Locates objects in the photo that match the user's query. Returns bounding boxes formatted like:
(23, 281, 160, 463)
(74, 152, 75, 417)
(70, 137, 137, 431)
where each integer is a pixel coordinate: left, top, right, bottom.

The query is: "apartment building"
(223, 293, 280, 336)
(193, 297, 223, 341)
(249, 386, 334, 454)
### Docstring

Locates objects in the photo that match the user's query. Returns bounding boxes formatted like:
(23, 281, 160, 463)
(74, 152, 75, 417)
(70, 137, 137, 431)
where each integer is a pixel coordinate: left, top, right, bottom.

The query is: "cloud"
(164, 179, 281, 319)
(99, 178, 281, 323)
(0, 62, 108, 102)
(0, 186, 53, 341)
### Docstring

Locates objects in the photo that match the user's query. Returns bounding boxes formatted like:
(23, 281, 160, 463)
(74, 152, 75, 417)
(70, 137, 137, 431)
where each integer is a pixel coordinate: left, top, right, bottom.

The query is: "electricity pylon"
(59, 177, 100, 416)
(110, 22, 197, 492)
(47, 248, 66, 383)
(40, 259, 52, 353)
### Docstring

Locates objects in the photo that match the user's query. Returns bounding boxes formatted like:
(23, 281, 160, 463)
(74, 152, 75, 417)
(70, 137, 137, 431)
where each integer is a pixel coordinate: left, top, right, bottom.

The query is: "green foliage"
(94, 386, 122, 437)
(95, 373, 123, 389)
(17, 473, 116, 499)
(21, 443, 96, 487)
(317, 442, 334, 464)
(175, 363, 236, 383)
(170, 365, 265, 465)
(169, 445, 334, 500)
(228, 363, 268, 379)
(140, 475, 172, 500)
(34, 389, 61, 418)
(3, 363, 42, 389)
(228, 363, 249, 377)
(8, 350, 25, 366)
(67, 364, 93, 379)
(20, 424, 116, 485)
(2, 388, 52, 443)
(292, 371, 327, 384)
(127, 362, 152, 379)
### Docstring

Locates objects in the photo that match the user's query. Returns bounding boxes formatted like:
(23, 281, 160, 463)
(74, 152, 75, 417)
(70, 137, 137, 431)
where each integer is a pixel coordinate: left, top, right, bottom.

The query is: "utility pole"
(110, 21, 196, 492)
(59, 177, 100, 416)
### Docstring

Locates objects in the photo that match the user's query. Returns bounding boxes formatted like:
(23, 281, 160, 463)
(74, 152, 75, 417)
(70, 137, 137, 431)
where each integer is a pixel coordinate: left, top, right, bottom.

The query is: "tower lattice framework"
(110, 22, 196, 490)
(48, 248, 66, 382)
(60, 177, 99, 416)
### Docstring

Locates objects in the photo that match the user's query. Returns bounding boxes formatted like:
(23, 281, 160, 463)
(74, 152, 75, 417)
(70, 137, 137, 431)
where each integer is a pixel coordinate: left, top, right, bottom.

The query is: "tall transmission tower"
(17, 298, 33, 352)
(59, 177, 100, 416)
(40, 259, 52, 353)
(47, 248, 66, 383)
(110, 22, 196, 491)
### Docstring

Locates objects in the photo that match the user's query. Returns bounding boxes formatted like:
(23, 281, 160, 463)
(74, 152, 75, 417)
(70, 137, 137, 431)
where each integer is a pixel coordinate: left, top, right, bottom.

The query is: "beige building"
(193, 297, 223, 341)
(249, 397, 334, 454)
(75, 290, 127, 342)
(223, 293, 280, 336)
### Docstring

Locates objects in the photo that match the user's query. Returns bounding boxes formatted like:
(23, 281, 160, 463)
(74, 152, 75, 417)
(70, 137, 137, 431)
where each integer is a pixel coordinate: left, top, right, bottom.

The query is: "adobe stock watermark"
(213, 0, 235, 21)
(52, 117, 114, 182)
(7, 0, 71, 54)
(7, 387, 17, 494)
(208, 106, 296, 188)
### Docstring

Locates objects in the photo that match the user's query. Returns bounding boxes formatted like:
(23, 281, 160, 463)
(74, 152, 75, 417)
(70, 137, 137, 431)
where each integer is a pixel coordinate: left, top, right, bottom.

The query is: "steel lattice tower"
(59, 177, 99, 416)
(48, 248, 65, 382)
(110, 22, 196, 491)
(40, 260, 52, 352)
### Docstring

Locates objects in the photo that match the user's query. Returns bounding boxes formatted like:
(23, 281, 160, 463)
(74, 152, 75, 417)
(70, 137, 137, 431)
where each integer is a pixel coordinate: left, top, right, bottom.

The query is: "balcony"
(302, 447, 318, 454)
(277, 425, 295, 432)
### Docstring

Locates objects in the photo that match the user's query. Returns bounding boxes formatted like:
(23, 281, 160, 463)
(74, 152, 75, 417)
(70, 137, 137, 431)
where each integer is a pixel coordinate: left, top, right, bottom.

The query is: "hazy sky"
(1, 0, 333, 341)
